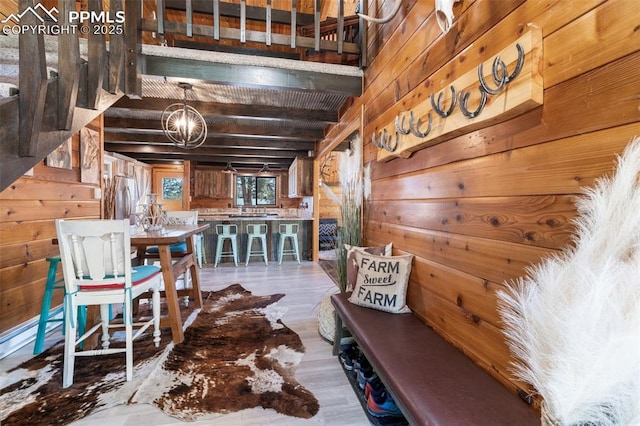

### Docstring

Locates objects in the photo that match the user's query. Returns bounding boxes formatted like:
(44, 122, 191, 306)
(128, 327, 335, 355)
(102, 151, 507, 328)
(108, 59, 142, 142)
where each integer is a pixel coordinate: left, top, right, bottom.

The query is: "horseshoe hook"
(458, 88, 487, 119)
(478, 42, 525, 95)
(395, 113, 411, 135)
(430, 86, 457, 118)
(371, 129, 387, 149)
(382, 131, 399, 152)
(409, 111, 432, 138)
(504, 42, 525, 83)
(478, 57, 507, 95)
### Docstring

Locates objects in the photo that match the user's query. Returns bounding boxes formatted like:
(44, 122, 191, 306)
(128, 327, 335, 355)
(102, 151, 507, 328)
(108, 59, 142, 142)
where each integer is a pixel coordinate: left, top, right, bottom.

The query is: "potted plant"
(318, 134, 365, 342)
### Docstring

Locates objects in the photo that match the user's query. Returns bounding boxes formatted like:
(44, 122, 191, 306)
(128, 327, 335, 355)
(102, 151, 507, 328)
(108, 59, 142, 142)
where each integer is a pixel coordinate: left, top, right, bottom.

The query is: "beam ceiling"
(103, 4, 363, 168)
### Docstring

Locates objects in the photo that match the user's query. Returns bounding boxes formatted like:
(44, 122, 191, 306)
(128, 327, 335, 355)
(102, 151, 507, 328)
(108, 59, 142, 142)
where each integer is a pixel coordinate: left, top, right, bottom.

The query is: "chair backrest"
(164, 210, 198, 225)
(247, 223, 268, 235)
(55, 219, 133, 293)
(279, 223, 299, 234)
(216, 224, 238, 235)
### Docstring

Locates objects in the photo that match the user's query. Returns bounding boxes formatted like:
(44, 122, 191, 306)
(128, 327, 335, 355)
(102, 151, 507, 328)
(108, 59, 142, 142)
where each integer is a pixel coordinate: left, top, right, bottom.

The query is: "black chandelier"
(161, 82, 207, 149)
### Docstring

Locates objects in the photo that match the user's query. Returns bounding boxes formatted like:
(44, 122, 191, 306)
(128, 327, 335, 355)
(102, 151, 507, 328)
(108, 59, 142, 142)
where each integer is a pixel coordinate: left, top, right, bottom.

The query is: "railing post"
(213, 0, 220, 40)
(359, 0, 367, 68)
(156, 0, 164, 37)
(290, 0, 296, 48)
(337, 0, 344, 55)
(266, 0, 272, 46)
(313, 0, 320, 51)
(186, 0, 193, 37)
(240, 0, 246, 43)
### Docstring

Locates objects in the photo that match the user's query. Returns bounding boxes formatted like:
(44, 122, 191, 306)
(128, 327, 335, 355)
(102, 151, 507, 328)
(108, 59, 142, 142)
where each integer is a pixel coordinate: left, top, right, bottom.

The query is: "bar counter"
(198, 216, 313, 264)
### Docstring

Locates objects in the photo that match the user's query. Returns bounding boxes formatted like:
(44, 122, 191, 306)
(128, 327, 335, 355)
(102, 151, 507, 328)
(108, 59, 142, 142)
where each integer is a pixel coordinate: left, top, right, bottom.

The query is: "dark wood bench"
(331, 292, 539, 426)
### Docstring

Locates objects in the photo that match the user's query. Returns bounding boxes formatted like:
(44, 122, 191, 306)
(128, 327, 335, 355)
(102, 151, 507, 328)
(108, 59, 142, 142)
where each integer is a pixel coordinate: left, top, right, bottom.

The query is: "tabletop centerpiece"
(136, 193, 165, 231)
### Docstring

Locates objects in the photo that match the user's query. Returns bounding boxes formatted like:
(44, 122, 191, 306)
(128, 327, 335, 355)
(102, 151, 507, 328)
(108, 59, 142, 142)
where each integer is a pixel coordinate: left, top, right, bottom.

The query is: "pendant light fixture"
(222, 162, 237, 173)
(161, 82, 207, 149)
(259, 163, 272, 173)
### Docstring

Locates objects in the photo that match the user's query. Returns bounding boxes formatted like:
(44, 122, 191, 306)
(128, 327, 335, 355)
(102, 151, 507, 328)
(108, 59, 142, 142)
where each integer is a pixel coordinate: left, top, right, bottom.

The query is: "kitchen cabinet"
(280, 171, 289, 198)
(288, 157, 312, 197)
(194, 169, 232, 198)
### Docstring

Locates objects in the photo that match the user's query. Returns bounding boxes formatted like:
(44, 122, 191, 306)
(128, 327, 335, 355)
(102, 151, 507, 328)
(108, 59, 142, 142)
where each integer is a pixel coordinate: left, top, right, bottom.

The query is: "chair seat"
(79, 265, 161, 290)
(145, 242, 187, 254)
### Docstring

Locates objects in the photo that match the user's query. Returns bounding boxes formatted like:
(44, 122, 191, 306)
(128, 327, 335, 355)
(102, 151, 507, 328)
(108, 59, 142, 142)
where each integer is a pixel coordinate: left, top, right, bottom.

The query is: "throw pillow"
(345, 243, 392, 292)
(348, 252, 413, 314)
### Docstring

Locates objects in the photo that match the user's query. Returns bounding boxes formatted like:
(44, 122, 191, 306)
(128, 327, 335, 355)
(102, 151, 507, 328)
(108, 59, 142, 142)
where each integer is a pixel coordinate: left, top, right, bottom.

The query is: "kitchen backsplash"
(197, 208, 312, 218)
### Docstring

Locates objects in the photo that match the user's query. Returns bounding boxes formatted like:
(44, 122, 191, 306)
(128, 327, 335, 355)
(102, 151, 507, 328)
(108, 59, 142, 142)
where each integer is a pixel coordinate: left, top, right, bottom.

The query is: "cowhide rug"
(0, 284, 319, 425)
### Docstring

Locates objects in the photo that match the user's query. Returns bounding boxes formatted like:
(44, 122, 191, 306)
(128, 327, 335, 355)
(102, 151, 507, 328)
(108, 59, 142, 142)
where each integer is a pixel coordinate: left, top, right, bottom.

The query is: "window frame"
(234, 173, 278, 207)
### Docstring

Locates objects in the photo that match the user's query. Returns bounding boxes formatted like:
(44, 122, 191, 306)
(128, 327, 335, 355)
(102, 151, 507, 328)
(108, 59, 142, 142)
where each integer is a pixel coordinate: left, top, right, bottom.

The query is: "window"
(162, 177, 183, 200)
(235, 175, 277, 206)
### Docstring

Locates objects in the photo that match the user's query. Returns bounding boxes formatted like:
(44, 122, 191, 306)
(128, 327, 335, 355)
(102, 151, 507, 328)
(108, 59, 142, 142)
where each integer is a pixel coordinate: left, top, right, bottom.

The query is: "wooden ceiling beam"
(103, 118, 324, 140)
(125, 152, 294, 166)
(108, 98, 338, 123)
(104, 133, 315, 150)
(140, 53, 362, 96)
(104, 143, 306, 159)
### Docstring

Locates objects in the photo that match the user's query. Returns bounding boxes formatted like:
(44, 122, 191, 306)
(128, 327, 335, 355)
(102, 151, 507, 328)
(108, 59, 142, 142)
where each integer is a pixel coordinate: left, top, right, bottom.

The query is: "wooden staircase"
(0, 0, 141, 192)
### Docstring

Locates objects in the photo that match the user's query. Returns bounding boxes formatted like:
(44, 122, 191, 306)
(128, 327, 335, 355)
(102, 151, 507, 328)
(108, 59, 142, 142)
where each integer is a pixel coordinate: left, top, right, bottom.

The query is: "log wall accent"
(0, 116, 103, 334)
(318, 0, 640, 404)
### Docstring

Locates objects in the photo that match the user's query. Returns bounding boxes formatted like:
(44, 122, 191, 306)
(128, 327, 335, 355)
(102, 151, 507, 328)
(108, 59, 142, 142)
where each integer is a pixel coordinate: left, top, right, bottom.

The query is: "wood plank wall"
(0, 116, 104, 334)
(318, 0, 640, 402)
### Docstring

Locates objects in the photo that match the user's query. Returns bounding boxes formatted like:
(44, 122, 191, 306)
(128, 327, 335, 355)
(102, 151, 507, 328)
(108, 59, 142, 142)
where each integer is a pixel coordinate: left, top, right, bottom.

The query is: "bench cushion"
(331, 292, 539, 426)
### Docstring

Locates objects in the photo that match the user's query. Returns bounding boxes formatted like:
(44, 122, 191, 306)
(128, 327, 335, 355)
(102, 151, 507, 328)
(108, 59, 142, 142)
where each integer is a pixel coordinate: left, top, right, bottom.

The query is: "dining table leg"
(185, 237, 203, 309)
(158, 244, 184, 344)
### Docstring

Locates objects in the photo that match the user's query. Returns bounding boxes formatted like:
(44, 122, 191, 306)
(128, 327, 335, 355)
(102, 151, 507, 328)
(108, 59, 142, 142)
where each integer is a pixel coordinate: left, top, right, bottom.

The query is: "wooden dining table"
(130, 223, 210, 344)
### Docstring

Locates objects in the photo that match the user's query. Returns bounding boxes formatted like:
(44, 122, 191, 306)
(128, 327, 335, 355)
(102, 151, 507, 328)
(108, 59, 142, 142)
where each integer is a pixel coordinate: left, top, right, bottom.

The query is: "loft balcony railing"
(141, 0, 365, 65)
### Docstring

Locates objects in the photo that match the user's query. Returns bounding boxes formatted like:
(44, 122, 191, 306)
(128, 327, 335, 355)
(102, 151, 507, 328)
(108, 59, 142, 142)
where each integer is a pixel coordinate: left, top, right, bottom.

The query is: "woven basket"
(317, 296, 336, 343)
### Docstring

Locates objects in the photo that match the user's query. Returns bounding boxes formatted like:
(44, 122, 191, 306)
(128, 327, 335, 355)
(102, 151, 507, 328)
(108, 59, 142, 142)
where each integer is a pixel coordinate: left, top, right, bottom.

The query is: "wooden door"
(152, 168, 185, 211)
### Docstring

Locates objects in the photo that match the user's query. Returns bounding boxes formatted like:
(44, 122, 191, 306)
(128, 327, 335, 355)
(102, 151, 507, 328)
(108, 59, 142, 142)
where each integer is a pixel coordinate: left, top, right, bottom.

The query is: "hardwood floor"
(1, 261, 369, 425)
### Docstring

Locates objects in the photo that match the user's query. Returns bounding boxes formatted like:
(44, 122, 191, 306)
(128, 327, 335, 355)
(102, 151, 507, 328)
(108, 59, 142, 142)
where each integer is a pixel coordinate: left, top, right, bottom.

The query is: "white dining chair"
(142, 210, 199, 261)
(55, 219, 162, 388)
(141, 210, 200, 302)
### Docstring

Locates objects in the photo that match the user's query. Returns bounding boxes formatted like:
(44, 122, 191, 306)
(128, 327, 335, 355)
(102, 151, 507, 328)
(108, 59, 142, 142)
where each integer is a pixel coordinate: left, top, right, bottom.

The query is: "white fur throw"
(498, 137, 640, 425)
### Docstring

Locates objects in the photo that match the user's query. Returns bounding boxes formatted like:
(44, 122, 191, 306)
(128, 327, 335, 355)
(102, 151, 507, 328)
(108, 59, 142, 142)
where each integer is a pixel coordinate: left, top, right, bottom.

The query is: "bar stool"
(245, 223, 269, 266)
(278, 223, 301, 265)
(214, 224, 238, 267)
(195, 233, 206, 268)
(34, 255, 86, 355)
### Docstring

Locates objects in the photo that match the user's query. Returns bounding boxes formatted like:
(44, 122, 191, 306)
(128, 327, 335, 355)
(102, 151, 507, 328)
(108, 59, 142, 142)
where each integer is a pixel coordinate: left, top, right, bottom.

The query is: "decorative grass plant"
(498, 137, 640, 425)
(336, 135, 364, 292)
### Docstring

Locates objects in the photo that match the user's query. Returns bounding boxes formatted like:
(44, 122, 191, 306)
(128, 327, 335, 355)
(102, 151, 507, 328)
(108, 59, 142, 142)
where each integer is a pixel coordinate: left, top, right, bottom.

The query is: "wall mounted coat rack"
(375, 28, 543, 162)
